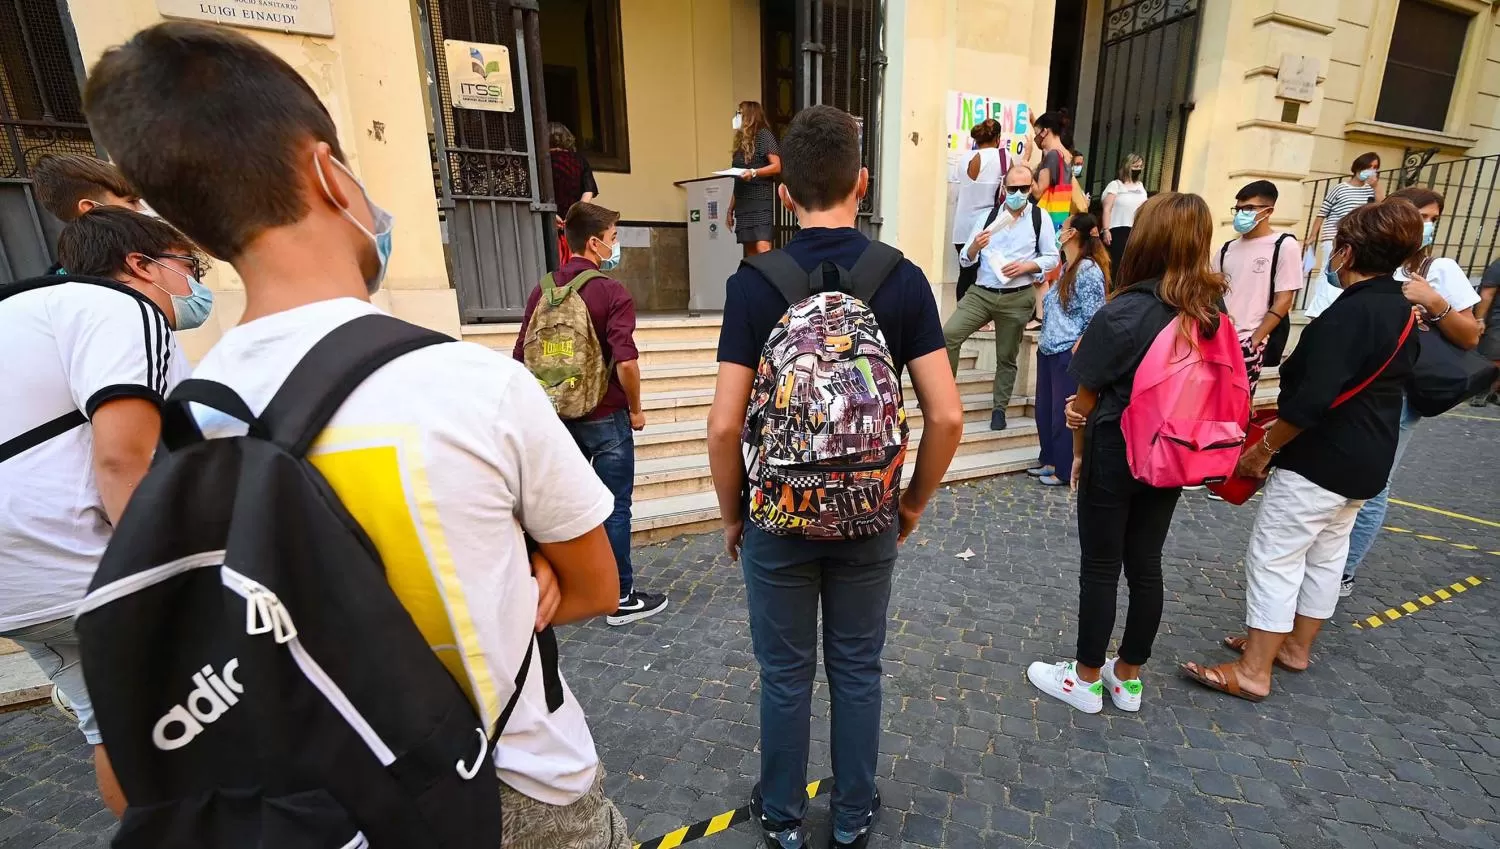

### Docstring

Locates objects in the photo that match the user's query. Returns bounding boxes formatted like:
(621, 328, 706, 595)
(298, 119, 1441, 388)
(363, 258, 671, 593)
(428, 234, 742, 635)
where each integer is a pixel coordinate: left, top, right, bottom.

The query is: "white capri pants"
(1245, 468, 1365, 633)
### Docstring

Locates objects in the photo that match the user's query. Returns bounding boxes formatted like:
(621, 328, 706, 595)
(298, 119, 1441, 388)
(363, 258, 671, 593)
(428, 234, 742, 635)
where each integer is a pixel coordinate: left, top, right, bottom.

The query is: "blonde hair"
(734, 101, 770, 162)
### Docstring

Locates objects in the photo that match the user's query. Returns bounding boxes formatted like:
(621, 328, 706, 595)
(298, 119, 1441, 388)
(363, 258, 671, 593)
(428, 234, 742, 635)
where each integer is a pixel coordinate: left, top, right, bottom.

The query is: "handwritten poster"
(946, 92, 1032, 182)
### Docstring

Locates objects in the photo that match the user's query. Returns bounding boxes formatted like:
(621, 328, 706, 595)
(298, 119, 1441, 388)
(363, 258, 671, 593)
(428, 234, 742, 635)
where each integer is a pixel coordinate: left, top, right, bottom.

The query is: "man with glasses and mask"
(944, 162, 1060, 431)
(1212, 180, 1304, 396)
(0, 206, 209, 817)
(85, 22, 630, 848)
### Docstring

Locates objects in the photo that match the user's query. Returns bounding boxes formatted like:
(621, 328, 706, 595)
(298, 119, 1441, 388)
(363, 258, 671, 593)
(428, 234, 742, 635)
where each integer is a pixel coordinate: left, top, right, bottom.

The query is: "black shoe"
(749, 784, 809, 849)
(831, 789, 881, 849)
(606, 590, 668, 626)
(990, 409, 1008, 431)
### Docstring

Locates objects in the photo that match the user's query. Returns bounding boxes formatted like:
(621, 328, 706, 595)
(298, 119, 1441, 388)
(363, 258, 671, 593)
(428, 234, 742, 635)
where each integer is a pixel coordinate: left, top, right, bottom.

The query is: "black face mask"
(1131, 168, 1143, 178)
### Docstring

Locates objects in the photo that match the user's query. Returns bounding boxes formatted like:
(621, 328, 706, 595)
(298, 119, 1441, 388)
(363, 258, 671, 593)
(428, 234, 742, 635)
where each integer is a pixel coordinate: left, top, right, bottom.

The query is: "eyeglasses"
(156, 253, 206, 280)
(1231, 205, 1271, 214)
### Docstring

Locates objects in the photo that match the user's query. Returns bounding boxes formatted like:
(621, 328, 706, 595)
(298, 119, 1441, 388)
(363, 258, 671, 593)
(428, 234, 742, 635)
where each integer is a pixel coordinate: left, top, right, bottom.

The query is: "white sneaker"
(1026, 660, 1104, 714)
(1339, 575, 1355, 598)
(1100, 658, 1143, 712)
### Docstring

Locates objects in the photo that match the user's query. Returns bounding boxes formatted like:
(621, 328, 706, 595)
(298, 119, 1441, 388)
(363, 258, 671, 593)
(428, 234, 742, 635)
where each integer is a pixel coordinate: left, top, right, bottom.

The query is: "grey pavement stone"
(3, 411, 1500, 847)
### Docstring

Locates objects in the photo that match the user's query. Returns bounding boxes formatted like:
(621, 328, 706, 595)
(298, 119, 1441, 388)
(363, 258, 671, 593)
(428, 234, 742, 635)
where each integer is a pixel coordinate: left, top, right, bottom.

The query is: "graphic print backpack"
(1119, 308, 1252, 488)
(740, 243, 909, 539)
(75, 314, 562, 849)
(522, 270, 610, 419)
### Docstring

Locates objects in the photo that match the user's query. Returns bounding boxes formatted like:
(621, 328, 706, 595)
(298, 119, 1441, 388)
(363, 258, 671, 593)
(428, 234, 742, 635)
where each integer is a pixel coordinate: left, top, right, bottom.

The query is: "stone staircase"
(465, 316, 1279, 543)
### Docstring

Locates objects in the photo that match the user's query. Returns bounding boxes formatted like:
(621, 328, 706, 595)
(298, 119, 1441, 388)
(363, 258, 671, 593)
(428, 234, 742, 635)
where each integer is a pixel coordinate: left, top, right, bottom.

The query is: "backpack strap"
(493, 627, 566, 737)
(1218, 240, 1232, 273)
(159, 378, 270, 451)
(260, 314, 453, 457)
(847, 241, 904, 303)
(542, 269, 605, 306)
(1267, 234, 1293, 309)
(0, 410, 86, 465)
(1031, 203, 1043, 255)
(744, 250, 812, 305)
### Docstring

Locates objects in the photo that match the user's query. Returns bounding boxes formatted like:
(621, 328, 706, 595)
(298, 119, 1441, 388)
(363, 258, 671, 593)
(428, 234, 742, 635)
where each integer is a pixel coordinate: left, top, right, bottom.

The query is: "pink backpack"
(1120, 313, 1251, 487)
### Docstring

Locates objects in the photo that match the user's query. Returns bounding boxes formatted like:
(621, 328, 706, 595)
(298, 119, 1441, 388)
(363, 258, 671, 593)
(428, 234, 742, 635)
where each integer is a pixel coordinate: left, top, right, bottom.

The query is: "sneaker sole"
(1105, 689, 1142, 712)
(606, 601, 668, 626)
(1025, 667, 1103, 714)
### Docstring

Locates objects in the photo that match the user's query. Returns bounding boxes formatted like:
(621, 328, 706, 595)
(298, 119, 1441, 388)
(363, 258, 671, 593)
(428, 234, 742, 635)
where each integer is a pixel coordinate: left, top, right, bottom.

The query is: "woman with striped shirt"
(1305, 152, 1384, 317)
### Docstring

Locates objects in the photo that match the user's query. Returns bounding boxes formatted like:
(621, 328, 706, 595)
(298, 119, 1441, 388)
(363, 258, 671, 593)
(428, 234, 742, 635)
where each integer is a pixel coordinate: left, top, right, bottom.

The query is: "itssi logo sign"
(445, 39, 515, 113)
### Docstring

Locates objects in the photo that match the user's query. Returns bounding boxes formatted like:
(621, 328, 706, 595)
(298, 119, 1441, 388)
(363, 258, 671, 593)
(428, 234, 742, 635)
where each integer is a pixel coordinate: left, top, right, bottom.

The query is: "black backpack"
(76, 314, 560, 848)
(1218, 234, 1295, 367)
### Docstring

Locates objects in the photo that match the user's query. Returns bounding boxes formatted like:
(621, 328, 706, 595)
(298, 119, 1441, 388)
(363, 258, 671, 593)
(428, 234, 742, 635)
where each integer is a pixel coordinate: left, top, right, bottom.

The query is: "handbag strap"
(1331, 309, 1416, 409)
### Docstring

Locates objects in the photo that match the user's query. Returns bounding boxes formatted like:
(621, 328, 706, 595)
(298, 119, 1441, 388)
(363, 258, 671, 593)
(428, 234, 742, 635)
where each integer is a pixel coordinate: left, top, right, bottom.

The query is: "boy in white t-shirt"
(1212, 180, 1304, 396)
(1339, 187, 1482, 598)
(86, 22, 630, 849)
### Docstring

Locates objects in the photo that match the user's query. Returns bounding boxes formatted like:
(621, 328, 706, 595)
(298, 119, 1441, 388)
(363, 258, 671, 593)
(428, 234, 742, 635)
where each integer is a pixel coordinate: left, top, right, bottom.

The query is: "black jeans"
(1075, 421, 1181, 668)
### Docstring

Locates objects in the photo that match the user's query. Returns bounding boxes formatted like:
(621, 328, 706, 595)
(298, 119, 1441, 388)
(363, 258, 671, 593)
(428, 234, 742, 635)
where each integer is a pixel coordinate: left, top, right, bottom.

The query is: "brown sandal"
(1180, 661, 1267, 702)
(1221, 635, 1309, 673)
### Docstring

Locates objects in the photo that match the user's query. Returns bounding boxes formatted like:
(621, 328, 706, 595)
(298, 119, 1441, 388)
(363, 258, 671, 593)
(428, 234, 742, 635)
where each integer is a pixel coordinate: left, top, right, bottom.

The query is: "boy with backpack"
(82, 22, 630, 849)
(1212, 180, 1304, 395)
(514, 201, 667, 626)
(706, 105, 964, 849)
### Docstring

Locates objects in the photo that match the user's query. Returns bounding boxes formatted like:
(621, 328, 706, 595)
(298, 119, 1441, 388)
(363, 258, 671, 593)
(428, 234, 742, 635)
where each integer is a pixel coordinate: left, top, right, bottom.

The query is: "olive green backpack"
(522, 270, 610, 420)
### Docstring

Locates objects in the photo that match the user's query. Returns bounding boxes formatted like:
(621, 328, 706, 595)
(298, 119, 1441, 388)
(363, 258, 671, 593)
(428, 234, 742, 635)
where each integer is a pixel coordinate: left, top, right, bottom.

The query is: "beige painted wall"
(592, 0, 762, 222)
(67, 0, 460, 356)
(887, 0, 1056, 311)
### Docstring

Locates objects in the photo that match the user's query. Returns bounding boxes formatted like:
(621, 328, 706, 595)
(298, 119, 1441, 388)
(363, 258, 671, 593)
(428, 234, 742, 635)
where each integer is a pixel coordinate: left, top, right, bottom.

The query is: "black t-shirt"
(1068, 278, 1177, 426)
(717, 226, 946, 566)
(717, 227, 946, 372)
(1274, 275, 1418, 499)
(1482, 258, 1500, 326)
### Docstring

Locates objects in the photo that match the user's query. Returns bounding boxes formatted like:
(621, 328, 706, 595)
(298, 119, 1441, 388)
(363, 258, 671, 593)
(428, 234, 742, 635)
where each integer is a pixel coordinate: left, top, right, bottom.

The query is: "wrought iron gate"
(775, 0, 886, 243)
(1085, 0, 1202, 196)
(417, 0, 553, 322)
(0, 0, 96, 284)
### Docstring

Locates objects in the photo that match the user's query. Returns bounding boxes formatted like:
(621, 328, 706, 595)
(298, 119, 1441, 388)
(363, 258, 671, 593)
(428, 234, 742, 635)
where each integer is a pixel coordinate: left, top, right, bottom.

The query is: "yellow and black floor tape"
(1354, 576, 1484, 629)
(635, 778, 831, 849)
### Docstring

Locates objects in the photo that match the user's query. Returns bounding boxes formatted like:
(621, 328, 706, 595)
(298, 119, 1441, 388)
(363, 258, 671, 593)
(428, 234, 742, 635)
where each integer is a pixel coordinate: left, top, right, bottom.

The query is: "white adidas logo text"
(152, 659, 244, 751)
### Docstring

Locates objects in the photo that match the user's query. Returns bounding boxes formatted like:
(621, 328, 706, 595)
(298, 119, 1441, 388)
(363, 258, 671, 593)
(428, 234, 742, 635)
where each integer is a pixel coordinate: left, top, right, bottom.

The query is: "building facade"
(1, 0, 1495, 356)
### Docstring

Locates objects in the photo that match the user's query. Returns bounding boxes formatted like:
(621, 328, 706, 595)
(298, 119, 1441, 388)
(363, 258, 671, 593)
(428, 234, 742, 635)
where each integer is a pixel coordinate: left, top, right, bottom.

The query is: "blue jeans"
(1343, 398, 1421, 579)
(741, 527, 895, 833)
(565, 410, 634, 597)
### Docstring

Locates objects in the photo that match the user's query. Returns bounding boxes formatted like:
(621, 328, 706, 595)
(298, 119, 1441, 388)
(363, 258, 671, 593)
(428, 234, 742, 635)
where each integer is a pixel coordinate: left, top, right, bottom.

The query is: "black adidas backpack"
(76, 314, 561, 848)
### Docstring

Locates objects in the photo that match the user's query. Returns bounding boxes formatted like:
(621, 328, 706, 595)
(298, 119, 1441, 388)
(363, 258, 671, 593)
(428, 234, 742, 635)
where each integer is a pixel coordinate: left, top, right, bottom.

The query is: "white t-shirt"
(1102, 180, 1148, 229)
(190, 297, 614, 806)
(0, 281, 188, 631)
(1396, 257, 1482, 314)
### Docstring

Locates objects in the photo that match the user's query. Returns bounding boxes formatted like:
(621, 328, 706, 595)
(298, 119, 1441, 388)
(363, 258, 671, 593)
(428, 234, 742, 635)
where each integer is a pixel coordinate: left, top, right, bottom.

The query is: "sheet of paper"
(713, 168, 748, 177)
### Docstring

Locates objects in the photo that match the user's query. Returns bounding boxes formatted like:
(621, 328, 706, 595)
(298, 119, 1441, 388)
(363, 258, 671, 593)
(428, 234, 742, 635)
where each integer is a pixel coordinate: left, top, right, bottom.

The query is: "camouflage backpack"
(740, 242, 909, 540)
(522, 270, 609, 420)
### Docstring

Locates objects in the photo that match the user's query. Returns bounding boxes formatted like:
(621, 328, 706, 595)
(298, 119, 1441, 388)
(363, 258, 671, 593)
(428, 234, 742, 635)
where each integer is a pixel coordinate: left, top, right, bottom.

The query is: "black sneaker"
(990, 409, 1008, 431)
(749, 784, 809, 849)
(832, 789, 882, 849)
(606, 590, 668, 626)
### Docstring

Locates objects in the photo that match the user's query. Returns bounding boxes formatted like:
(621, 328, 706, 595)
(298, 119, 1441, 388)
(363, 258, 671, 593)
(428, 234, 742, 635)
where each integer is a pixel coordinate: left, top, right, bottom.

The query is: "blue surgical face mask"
(315, 154, 395, 294)
(1072, 164, 1083, 177)
(1421, 220, 1436, 247)
(147, 258, 214, 330)
(597, 236, 622, 271)
(1232, 208, 1263, 235)
(1004, 188, 1029, 211)
(1357, 168, 1377, 182)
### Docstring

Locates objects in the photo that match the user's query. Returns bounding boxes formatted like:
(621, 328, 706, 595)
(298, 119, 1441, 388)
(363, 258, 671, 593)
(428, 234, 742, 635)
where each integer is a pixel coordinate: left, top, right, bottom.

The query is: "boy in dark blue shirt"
(707, 105, 964, 849)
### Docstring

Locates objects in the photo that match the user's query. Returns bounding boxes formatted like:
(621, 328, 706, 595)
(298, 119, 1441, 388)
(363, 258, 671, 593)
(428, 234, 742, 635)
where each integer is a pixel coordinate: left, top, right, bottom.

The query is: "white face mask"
(731, 114, 743, 131)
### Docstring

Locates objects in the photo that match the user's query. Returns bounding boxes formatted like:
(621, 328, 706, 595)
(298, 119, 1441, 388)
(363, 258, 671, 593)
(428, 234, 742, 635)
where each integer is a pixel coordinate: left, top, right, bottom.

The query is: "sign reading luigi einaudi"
(156, 0, 335, 38)
(444, 40, 515, 113)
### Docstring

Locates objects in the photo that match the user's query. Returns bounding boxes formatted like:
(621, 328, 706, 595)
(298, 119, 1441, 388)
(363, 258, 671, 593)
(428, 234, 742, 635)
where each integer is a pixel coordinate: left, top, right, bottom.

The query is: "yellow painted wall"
(592, 0, 762, 222)
(886, 0, 1055, 310)
(66, 0, 460, 357)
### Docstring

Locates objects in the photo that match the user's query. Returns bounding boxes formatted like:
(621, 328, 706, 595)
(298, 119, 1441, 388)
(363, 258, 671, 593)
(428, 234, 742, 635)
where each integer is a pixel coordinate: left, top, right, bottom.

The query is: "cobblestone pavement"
(3, 408, 1498, 848)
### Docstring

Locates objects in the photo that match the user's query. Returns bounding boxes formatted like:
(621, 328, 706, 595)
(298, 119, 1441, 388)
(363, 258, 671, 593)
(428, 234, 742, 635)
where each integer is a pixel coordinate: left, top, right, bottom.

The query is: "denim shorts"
(4, 617, 100, 744)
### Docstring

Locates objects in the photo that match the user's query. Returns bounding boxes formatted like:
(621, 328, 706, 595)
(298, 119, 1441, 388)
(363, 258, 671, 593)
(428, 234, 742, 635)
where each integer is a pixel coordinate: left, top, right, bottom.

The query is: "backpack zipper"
(220, 567, 398, 767)
(75, 550, 228, 618)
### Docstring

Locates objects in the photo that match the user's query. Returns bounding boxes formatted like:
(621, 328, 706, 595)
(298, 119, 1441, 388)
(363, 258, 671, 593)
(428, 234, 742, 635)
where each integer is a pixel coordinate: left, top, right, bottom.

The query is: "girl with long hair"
(727, 101, 782, 256)
(1029, 212, 1110, 486)
(1026, 193, 1227, 714)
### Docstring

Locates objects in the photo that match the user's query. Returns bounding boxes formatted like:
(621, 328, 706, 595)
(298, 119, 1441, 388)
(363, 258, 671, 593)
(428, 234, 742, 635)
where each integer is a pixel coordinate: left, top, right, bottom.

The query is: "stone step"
(462, 314, 725, 353)
(630, 445, 1041, 544)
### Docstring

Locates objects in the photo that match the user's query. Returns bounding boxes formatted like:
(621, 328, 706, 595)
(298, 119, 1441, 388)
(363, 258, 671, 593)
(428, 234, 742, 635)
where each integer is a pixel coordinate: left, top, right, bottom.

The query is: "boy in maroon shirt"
(514, 202, 668, 625)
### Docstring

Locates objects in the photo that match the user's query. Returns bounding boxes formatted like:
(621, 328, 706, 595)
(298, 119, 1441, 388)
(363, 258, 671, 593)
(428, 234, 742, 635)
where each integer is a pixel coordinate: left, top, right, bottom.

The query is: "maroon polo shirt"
(513, 256, 639, 420)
